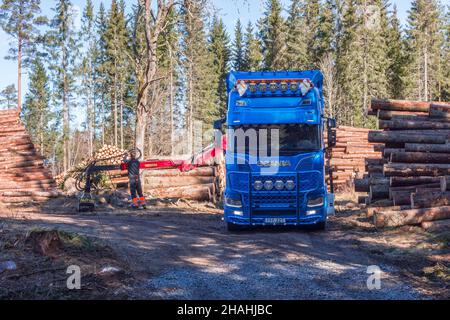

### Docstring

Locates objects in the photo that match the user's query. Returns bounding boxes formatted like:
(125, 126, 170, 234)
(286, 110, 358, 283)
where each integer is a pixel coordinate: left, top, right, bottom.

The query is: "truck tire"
(310, 221, 326, 231)
(227, 222, 244, 232)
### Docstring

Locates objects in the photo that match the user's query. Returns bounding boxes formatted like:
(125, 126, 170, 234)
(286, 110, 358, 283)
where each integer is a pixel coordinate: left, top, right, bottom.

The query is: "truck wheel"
(227, 222, 243, 232)
(310, 221, 326, 231)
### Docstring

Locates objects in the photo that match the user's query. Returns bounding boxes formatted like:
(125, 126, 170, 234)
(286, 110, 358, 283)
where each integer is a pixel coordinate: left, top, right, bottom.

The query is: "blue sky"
(0, 0, 420, 102)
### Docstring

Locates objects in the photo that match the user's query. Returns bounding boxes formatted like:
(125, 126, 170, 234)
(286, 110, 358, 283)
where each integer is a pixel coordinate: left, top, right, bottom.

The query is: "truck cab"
(222, 70, 336, 231)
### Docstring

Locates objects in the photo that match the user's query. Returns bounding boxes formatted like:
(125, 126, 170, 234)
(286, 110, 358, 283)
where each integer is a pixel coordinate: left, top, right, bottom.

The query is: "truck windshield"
(229, 124, 321, 156)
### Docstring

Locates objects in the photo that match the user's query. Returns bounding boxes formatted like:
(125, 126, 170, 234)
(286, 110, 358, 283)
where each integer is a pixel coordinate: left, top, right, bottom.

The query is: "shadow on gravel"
(1, 202, 443, 300)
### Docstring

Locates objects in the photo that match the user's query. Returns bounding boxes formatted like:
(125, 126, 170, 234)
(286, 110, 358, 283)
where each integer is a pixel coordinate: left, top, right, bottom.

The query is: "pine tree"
(181, 0, 218, 151)
(386, 4, 409, 99)
(151, 7, 179, 156)
(362, 0, 390, 113)
(258, 0, 287, 70)
(336, 0, 364, 126)
(0, 84, 17, 109)
(78, 0, 97, 156)
(0, 0, 47, 112)
(95, 2, 108, 145)
(242, 21, 263, 71)
(47, 0, 79, 172)
(303, 0, 321, 67)
(442, 6, 450, 102)
(209, 16, 231, 118)
(335, 0, 390, 127)
(103, 0, 130, 147)
(285, 0, 309, 70)
(22, 57, 52, 156)
(232, 19, 244, 71)
(316, 0, 336, 61)
(406, 0, 444, 101)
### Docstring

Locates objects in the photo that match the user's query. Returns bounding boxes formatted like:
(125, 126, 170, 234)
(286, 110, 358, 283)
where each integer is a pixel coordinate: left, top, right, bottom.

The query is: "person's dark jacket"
(125, 159, 140, 178)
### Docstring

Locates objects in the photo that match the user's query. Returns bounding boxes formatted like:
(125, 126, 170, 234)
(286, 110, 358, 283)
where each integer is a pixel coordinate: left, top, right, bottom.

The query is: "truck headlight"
(308, 195, 324, 207)
(285, 180, 295, 191)
(225, 196, 242, 208)
(264, 180, 274, 191)
(254, 180, 264, 191)
(275, 180, 284, 191)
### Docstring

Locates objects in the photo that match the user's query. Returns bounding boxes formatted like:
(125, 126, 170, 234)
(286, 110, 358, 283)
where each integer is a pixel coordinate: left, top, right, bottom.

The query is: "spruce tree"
(0, 0, 47, 112)
(442, 6, 450, 102)
(258, 0, 287, 70)
(316, 0, 336, 61)
(78, 0, 97, 156)
(22, 57, 52, 156)
(103, 0, 129, 146)
(209, 16, 231, 118)
(95, 2, 108, 145)
(386, 4, 409, 99)
(47, 0, 79, 172)
(303, 0, 321, 67)
(285, 0, 309, 70)
(181, 0, 218, 150)
(242, 21, 263, 71)
(406, 0, 444, 101)
(232, 19, 244, 71)
(336, 0, 364, 126)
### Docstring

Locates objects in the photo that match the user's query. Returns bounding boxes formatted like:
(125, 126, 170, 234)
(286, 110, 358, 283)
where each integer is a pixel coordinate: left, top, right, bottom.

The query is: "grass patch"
(423, 263, 450, 282)
(57, 230, 98, 251)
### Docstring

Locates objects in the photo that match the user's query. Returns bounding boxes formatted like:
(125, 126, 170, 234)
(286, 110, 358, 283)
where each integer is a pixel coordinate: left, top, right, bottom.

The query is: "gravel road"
(1, 207, 430, 300)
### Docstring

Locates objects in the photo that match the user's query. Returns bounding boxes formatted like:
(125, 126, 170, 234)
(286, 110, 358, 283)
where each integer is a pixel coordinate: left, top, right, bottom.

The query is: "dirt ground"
(0, 194, 448, 300)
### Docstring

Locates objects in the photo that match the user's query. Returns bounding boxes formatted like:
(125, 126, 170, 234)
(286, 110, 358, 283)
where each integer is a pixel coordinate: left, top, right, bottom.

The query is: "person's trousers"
(130, 175, 145, 206)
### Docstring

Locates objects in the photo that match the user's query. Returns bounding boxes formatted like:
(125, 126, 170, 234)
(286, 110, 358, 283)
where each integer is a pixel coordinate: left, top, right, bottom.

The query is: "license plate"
(264, 218, 286, 225)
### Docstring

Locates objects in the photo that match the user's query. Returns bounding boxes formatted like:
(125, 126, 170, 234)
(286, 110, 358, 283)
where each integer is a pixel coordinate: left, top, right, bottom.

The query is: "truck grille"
(252, 193, 297, 208)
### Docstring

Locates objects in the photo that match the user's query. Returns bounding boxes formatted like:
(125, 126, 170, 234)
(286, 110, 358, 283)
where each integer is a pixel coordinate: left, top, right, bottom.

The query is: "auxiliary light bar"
(235, 78, 314, 97)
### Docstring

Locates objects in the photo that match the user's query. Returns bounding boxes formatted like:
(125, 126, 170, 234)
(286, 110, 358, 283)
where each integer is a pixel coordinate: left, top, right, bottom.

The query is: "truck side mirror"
(328, 129, 337, 149)
(327, 118, 337, 129)
(214, 118, 226, 130)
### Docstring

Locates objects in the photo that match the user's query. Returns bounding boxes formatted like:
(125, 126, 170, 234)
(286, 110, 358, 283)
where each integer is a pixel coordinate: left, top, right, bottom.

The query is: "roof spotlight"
(259, 83, 267, 92)
(269, 83, 278, 93)
(248, 83, 257, 93)
(290, 82, 299, 92)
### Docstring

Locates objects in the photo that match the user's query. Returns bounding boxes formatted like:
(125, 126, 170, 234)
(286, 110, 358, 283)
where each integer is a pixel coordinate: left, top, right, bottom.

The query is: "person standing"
(123, 150, 146, 209)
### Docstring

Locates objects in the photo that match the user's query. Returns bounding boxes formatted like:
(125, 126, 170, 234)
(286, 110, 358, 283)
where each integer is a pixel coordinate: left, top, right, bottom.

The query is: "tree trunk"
(370, 99, 430, 112)
(377, 110, 428, 120)
(404, 143, 450, 153)
(429, 103, 450, 119)
(390, 176, 447, 188)
(421, 219, 450, 232)
(411, 192, 450, 209)
(369, 184, 389, 201)
(368, 131, 448, 144)
(135, 103, 147, 155)
(384, 163, 450, 177)
(379, 120, 450, 130)
(374, 206, 450, 228)
(390, 152, 450, 164)
(17, 36, 22, 113)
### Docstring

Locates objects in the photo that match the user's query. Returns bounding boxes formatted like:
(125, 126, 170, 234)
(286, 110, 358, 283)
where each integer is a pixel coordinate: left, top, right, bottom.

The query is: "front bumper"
(224, 206, 327, 226)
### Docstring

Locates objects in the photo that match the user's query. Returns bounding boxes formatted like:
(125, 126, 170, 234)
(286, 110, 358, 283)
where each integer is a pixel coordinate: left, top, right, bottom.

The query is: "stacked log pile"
(327, 126, 383, 189)
(143, 166, 220, 202)
(356, 99, 450, 229)
(0, 109, 59, 206)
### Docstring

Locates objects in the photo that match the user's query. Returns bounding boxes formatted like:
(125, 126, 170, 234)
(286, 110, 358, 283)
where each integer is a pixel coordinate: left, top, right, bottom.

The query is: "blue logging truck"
(215, 70, 337, 231)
